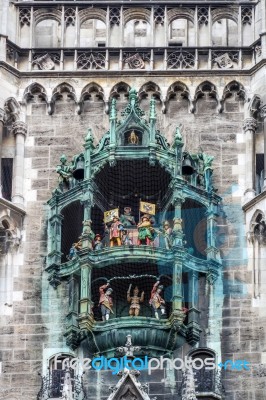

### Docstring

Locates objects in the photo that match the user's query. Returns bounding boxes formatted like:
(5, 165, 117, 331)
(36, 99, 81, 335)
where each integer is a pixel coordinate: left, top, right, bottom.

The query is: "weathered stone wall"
(0, 64, 266, 399)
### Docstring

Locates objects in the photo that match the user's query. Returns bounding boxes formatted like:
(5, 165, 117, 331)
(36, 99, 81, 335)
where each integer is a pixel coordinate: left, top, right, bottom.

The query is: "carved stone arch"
(79, 8, 107, 25)
(110, 82, 131, 100)
(123, 8, 151, 24)
(220, 80, 246, 113)
(193, 81, 219, 114)
(211, 7, 238, 24)
(138, 82, 162, 113)
(50, 83, 77, 115)
(4, 97, 21, 124)
(167, 8, 195, 24)
(166, 81, 191, 114)
(34, 8, 62, 25)
(23, 82, 48, 103)
(110, 82, 131, 113)
(248, 94, 262, 118)
(138, 81, 162, 101)
(250, 209, 265, 232)
(79, 82, 105, 114)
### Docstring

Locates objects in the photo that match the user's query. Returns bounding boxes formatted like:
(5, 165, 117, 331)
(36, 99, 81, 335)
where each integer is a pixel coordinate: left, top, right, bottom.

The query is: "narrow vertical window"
(1, 158, 13, 201)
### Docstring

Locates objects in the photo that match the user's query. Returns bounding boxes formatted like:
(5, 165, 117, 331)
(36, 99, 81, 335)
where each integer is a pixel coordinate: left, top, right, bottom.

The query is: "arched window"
(80, 19, 106, 47)
(35, 19, 61, 47)
(212, 18, 238, 46)
(124, 20, 151, 47)
(169, 19, 195, 46)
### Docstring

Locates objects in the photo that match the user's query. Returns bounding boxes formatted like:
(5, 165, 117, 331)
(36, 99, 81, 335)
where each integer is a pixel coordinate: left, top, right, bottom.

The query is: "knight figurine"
(162, 221, 172, 249)
(127, 284, 144, 316)
(137, 214, 154, 245)
(99, 283, 113, 321)
(109, 216, 124, 247)
(149, 280, 166, 319)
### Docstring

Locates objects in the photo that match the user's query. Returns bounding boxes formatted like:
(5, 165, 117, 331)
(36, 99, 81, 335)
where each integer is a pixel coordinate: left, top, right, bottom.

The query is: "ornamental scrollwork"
(109, 8, 120, 26)
(167, 51, 195, 70)
(32, 53, 60, 70)
(212, 51, 238, 69)
(19, 8, 31, 26)
(241, 6, 252, 25)
(154, 6, 165, 25)
(65, 8, 76, 26)
(198, 7, 209, 25)
(124, 52, 150, 69)
(77, 52, 106, 70)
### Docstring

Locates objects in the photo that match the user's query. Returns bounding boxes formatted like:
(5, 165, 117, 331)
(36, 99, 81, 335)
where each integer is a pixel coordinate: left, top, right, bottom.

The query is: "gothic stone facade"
(0, 0, 266, 399)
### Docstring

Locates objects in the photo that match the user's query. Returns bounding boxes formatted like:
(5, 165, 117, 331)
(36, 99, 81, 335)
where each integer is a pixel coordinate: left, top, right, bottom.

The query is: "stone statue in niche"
(99, 283, 114, 321)
(127, 284, 144, 316)
(149, 280, 165, 319)
(128, 130, 139, 145)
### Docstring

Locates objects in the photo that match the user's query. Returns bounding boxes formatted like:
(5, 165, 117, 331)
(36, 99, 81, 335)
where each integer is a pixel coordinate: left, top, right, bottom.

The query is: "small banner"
(104, 208, 119, 223)
(139, 201, 156, 215)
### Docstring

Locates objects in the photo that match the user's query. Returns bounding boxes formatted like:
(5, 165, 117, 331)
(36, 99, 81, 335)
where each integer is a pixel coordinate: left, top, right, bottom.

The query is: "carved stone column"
(0, 108, 6, 194)
(79, 263, 93, 316)
(65, 274, 80, 349)
(261, 105, 266, 190)
(205, 202, 221, 262)
(187, 270, 201, 345)
(243, 118, 257, 201)
(11, 121, 27, 207)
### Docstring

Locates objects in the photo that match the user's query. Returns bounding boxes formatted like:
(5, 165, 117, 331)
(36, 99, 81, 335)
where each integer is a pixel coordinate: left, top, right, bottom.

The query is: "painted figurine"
(93, 234, 103, 250)
(110, 216, 124, 247)
(162, 221, 172, 249)
(127, 284, 144, 316)
(120, 207, 136, 227)
(149, 280, 165, 319)
(137, 215, 154, 245)
(122, 230, 133, 245)
(68, 244, 77, 260)
(99, 283, 113, 321)
(128, 130, 139, 145)
(67, 241, 82, 260)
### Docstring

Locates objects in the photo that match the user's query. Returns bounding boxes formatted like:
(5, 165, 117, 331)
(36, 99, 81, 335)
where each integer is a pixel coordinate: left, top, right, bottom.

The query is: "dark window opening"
(1, 158, 13, 201)
(256, 154, 264, 195)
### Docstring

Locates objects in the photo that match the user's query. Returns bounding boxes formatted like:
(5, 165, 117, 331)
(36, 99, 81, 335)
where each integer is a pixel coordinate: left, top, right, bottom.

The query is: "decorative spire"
(121, 88, 145, 119)
(110, 98, 117, 121)
(149, 97, 156, 121)
(174, 126, 183, 145)
(85, 128, 94, 148)
(129, 87, 137, 107)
